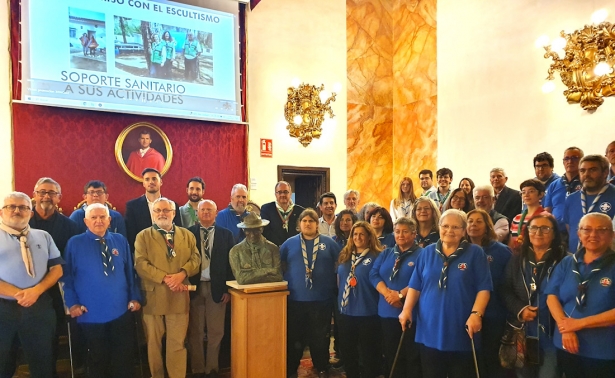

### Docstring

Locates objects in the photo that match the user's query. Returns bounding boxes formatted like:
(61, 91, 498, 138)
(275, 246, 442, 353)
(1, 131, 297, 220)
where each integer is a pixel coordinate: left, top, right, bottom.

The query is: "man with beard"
(29, 177, 82, 375)
(343, 190, 360, 213)
(134, 198, 200, 378)
(215, 183, 249, 243)
(179, 177, 205, 228)
(564, 154, 615, 252)
(125, 168, 182, 251)
(606, 140, 615, 185)
(261, 181, 305, 246)
(0, 192, 63, 378)
(544, 147, 584, 232)
(318, 192, 337, 237)
(126, 129, 166, 176)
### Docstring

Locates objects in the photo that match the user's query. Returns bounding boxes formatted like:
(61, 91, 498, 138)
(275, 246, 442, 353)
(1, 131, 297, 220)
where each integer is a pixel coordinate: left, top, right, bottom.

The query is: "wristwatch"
(470, 310, 483, 318)
(398, 292, 404, 300)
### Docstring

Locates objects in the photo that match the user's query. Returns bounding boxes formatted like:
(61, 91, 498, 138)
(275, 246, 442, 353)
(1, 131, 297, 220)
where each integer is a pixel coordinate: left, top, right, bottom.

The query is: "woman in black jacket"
(500, 214, 567, 378)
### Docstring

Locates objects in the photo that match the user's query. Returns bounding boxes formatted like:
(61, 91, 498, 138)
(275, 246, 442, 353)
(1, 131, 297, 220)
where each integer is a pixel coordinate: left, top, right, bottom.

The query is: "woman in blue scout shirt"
(370, 217, 423, 378)
(366, 206, 395, 249)
(332, 209, 357, 247)
(399, 209, 492, 378)
(337, 221, 383, 378)
(411, 197, 441, 248)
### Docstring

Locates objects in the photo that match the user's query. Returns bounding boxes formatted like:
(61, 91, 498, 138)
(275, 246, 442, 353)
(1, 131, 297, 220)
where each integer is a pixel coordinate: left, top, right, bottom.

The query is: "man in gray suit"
(179, 177, 205, 228)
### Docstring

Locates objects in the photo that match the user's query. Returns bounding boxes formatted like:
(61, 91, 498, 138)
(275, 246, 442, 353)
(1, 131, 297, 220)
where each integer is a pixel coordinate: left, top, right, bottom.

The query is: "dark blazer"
(494, 186, 522, 222)
(260, 202, 305, 247)
(187, 224, 235, 302)
(125, 195, 182, 251)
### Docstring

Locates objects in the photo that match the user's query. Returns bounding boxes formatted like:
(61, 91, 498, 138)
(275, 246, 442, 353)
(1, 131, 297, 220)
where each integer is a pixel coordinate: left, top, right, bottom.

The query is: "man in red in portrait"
(126, 129, 165, 176)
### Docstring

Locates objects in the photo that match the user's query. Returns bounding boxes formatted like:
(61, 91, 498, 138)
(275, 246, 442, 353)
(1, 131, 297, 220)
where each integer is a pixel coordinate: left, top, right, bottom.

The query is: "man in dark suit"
(187, 200, 235, 378)
(125, 168, 182, 251)
(490, 167, 522, 222)
(260, 181, 305, 246)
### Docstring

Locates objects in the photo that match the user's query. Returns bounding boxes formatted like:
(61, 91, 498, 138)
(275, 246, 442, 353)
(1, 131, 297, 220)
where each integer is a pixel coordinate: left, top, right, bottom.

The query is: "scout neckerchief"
(572, 248, 615, 307)
(390, 244, 419, 280)
(200, 224, 215, 269)
(523, 247, 553, 304)
(340, 248, 370, 312)
(578, 184, 610, 249)
(276, 202, 295, 231)
(399, 199, 413, 217)
(0, 223, 35, 277)
(154, 224, 176, 258)
(186, 204, 198, 225)
(435, 240, 468, 289)
(301, 233, 320, 289)
(436, 190, 451, 208)
(95, 236, 114, 276)
(415, 230, 438, 248)
(561, 174, 581, 195)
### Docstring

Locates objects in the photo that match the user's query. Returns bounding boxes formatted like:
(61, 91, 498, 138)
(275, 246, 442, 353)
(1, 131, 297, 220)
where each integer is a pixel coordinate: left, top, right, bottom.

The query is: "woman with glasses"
(399, 209, 492, 378)
(442, 188, 474, 213)
(370, 217, 423, 378)
(390, 177, 418, 222)
(546, 213, 615, 377)
(366, 207, 395, 248)
(501, 214, 566, 378)
(466, 209, 512, 377)
(509, 179, 546, 251)
(337, 221, 383, 378)
(411, 197, 441, 248)
(333, 209, 357, 247)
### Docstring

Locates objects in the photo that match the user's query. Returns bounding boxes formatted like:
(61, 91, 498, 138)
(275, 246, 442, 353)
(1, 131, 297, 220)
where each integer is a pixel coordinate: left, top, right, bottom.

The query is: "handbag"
(499, 323, 526, 369)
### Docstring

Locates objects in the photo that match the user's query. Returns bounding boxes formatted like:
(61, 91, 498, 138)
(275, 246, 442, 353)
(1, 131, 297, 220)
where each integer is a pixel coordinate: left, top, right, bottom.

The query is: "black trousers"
(337, 313, 382, 378)
(79, 311, 135, 378)
(557, 348, 615, 378)
(480, 317, 507, 378)
(0, 294, 56, 378)
(420, 344, 477, 378)
(287, 300, 332, 375)
(381, 317, 422, 378)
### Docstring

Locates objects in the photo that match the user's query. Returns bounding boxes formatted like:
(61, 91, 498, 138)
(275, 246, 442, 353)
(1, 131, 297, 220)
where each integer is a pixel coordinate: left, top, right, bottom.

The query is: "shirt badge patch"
(408, 261, 414, 267)
(362, 258, 372, 265)
(600, 277, 612, 287)
(318, 243, 326, 250)
(487, 255, 494, 263)
(243, 263, 252, 269)
(458, 262, 468, 271)
(599, 202, 612, 212)
(112, 248, 119, 256)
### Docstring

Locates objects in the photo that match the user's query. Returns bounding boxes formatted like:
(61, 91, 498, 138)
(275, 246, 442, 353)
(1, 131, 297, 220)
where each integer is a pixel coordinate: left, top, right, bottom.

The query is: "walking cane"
(389, 321, 410, 378)
(466, 325, 480, 378)
(59, 283, 75, 378)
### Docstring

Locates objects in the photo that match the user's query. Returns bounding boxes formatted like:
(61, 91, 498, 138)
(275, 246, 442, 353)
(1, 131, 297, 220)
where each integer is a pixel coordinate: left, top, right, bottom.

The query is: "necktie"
(200, 226, 214, 270)
(155, 225, 175, 258)
(98, 237, 114, 276)
(0, 223, 35, 277)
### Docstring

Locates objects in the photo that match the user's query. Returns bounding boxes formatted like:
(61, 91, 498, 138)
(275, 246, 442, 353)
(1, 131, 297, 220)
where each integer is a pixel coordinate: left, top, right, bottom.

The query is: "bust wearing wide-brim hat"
(237, 212, 269, 229)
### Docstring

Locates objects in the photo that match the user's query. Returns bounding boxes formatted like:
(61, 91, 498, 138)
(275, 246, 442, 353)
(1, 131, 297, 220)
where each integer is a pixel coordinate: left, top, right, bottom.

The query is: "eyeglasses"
(86, 190, 106, 196)
(276, 190, 290, 195)
(528, 226, 552, 234)
(2, 205, 31, 213)
(35, 190, 58, 198)
(153, 209, 174, 214)
(578, 227, 611, 236)
(440, 225, 463, 231)
(415, 207, 431, 213)
(563, 156, 580, 162)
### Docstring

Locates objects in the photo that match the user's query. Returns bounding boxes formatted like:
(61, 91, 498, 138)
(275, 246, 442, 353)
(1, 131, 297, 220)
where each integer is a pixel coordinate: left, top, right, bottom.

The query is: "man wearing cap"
(229, 212, 283, 285)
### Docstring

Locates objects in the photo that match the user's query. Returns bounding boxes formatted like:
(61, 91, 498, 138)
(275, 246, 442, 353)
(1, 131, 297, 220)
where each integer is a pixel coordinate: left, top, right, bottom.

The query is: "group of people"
(1, 140, 615, 378)
(79, 33, 99, 57)
(149, 31, 202, 81)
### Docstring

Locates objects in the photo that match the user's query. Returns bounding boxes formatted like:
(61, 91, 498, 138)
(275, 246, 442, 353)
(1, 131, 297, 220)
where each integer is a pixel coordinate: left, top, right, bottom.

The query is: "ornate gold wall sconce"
(541, 10, 615, 111)
(284, 82, 336, 147)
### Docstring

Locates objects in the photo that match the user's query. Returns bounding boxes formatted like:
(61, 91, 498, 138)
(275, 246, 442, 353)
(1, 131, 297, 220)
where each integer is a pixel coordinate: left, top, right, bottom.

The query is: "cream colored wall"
(246, 0, 347, 206)
(438, 0, 615, 190)
(0, 0, 14, 196)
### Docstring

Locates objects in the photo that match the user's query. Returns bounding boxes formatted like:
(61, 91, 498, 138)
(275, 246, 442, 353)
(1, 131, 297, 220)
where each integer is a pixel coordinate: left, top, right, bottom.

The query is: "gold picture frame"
(115, 122, 173, 182)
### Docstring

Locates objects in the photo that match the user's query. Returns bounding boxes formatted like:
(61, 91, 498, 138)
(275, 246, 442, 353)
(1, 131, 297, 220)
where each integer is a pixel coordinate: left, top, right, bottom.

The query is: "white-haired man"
(0, 192, 63, 378)
(490, 168, 522, 222)
(474, 185, 510, 243)
(62, 203, 141, 378)
(215, 183, 249, 243)
(135, 198, 200, 378)
(343, 189, 360, 213)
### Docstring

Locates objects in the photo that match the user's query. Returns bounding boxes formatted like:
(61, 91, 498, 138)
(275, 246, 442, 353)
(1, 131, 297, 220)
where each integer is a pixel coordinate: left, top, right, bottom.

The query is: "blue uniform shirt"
(563, 185, 615, 252)
(61, 230, 141, 324)
(378, 233, 395, 249)
(215, 207, 247, 243)
(337, 251, 379, 316)
(545, 250, 615, 360)
(409, 242, 493, 352)
(369, 244, 423, 318)
(483, 241, 512, 322)
(70, 207, 127, 238)
(0, 228, 63, 299)
(280, 234, 340, 302)
(543, 176, 581, 232)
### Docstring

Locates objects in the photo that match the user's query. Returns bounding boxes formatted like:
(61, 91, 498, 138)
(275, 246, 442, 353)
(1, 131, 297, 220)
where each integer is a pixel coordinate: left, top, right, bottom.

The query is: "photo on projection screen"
(20, 0, 241, 123)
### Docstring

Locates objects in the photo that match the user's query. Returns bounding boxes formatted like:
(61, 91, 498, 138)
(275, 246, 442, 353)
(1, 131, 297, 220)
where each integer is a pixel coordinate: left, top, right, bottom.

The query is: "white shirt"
(318, 216, 336, 237)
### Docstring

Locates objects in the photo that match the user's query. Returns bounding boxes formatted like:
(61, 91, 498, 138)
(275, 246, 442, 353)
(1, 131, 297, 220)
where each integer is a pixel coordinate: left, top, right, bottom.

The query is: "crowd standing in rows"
(1, 141, 615, 378)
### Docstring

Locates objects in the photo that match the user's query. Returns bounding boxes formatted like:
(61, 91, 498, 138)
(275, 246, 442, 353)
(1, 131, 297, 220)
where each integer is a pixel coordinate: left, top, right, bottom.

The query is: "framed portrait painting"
(115, 122, 173, 182)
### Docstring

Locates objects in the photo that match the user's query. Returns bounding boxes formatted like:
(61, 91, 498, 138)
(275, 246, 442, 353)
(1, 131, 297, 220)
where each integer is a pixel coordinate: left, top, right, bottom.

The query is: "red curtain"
(10, 0, 248, 215)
